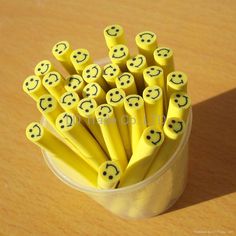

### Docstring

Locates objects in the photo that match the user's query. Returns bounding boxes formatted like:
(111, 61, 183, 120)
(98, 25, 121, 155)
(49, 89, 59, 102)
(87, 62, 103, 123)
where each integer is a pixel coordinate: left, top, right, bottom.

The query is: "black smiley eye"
(73, 85, 77, 89)
(129, 103, 132, 107)
(135, 102, 138, 106)
(164, 54, 167, 57)
(115, 91, 119, 94)
(178, 74, 182, 78)
(147, 39, 151, 43)
(110, 73, 114, 76)
(116, 29, 119, 32)
(110, 93, 113, 96)
(111, 26, 115, 29)
(58, 51, 62, 54)
(121, 82, 124, 86)
(141, 39, 145, 42)
(73, 55, 77, 58)
(176, 94, 180, 98)
(147, 71, 150, 74)
(86, 69, 90, 73)
(68, 102, 71, 105)
(103, 114, 106, 117)
(148, 89, 152, 92)
(150, 130, 154, 134)
(72, 98, 76, 102)
(158, 53, 161, 56)
(41, 63, 44, 66)
(77, 51, 81, 55)
(30, 78, 34, 82)
(85, 109, 89, 112)
(120, 47, 124, 51)
(47, 98, 52, 101)
(113, 68, 116, 72)
(25, 82, 29, 86)
(132, 58, 136, 61)
(174, 99, 178, 103)
(90, 105, 93, 108)
(169, 124, 173, 128)
(114, 49, 118, 52)
(109, 175, 113, 179)
(130, 63, 134, 66)
(55, 49, 58, 52)
(48, 104, 52, 108)
(127, 80, 130, 84)
(38, 68, 41, 71)
(86, 88, 90, 91)
(87, 75, 91, 78)
(59, 120, 63, 123)
(172, 120, 176, 123)
(146, 135, 151, 140)
(68, 83, 71, 87)
(151, 68, 154, 71)
(146, 94, 150, 97)
(99, 112, 102, 115)
(172, 74, 176, 77)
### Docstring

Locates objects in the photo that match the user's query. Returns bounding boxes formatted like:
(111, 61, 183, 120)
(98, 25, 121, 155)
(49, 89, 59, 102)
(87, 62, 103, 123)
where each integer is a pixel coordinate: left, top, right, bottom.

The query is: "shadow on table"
(168, 88, 236, 213)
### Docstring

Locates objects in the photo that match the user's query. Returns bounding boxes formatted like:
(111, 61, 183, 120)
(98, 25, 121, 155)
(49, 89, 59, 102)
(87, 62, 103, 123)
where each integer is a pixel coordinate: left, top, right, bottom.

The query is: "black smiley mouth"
(139, 32, 154, 43)
(55, 43, 67, 54)
(176, 95, 188, 108)
(26, 79, 39, 91)
(170, 77, 184, 85)
(62, 93, 75, 105)
(112, 52, 126, 59)
(39, 64, 49, 74)
(79, 99, 93, 111)
(156, 48, 170, 57)
(110, 95, 123, 103)
(147, 69, 161, 77)
(131, 57, 143, 68)
(87, 66, 99, 78)
(105, 163, 120, 176)
(106, 29, 118, 37)
(76, 54, 88, 63)
(62, 113, 73, 127)
(151, 132, 161, 145)
(173, 121, 183, 133)
(31, 124, 41, 137)
(87, 84, 98, 96)
(39, 98, 52, 111)
(148, 89, 160, 99)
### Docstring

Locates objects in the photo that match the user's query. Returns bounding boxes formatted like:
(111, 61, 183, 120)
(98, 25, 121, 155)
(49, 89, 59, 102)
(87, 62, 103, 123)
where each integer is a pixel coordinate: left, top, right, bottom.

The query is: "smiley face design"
(60, 91, 79, 107)
(144, 66, 163, 78)
(77, 98, 97, 116)
(26, 122, 43, 141)
(106, 88, 125, 106)
(99, 161, 121, 181)
(164, 117, 185, 139)
(171, 92, 191, 109)
(70, 49, 91, 71)
(23, 75, 41, 92)
(82, 82, 100, 98)
(127, 55, 147, 72)
(143, 86, 162, 102)
(116, 72, 134, 87)
(52, 41, 69, 57)
(56, 112, 76, 131)
(103, 63, 121, 82)
(167, 71, 187, 87)
(65, 75, 84, 91)
(135, 31, 157, 48)
(37, 94, 57, 113)
(154, 47, 173, 59)
(95, 104, 113, 119)
(143, 126, 164, 146)
(43, 72, 62, 87)
(124, 95, 144, 109)
(109, 44, 129, 61)
(82, 64, 101, 81)
(34, 60, 52, 77)
(104, 24, 123, 37)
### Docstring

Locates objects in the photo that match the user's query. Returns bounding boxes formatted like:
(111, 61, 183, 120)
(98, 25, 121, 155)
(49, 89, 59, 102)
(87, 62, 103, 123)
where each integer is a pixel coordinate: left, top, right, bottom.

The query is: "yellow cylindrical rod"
(102, 63, 121, 88)
(126, 54, 147, 94)
(115, 72, 138, 95)
(26, 122, 97, 187)
(95, 104, 128, 171)
(52, 41, 76, 74)
(59, 91, 80, 114)
(55, 112, 108, 171)
(70, 48, 93, 74)
(34, 60, 55, 78)
(103, 24, 125, 49)
(82, 63, 109, 91)
(97, 161, 122, 189)
(23, 75, 48, 101)
(64, 74, 86, 98)
(145, 117, 186, 178)
(167, 71, 188, 102)
(42, 71, 66, 100)
(167, 92, 191, 122)
(109, 44, 130, 71)
(77, 98, 109, 155)
(143, 85, 163, 129)
(124, 95, 147, 152)
(106, 88, 132, 159)
(82, 82, 106, 105)
(119, 126, 164, 187)
(135, 31, 158, 66)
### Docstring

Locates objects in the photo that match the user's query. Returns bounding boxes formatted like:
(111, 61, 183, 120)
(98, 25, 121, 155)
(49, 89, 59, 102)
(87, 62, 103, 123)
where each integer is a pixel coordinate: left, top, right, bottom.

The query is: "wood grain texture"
(0, 0, 236, 235)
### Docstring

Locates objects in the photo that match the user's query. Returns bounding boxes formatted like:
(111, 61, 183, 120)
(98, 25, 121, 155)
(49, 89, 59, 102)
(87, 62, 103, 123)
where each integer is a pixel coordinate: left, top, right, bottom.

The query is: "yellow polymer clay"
(95, 104, 128, 171)
(135, 31, 158, 66)
(103, 63, 121, 88)
(77, 97, 108, 155)
(124, 95, 147, 152)
(97, 161, 122, 189)
(115, 72, 138, 95)
(42, 71, 66, 100)
(119, 126, 164, 187)
(64, 74, 86, 98)
(34, 60, 54, 78)
(52, 41, 76, 74)
(82, 82, 106, 105)
(82, 64, 109, 91)
(70, 48, 92, 74)
(59, 91, 80, 114)
(143, 85, 163, 128)
(145, 117, 185, 178)
(153, 47, 175, 80)
(23, 75, 48, 101)
(55, 112, 108, 171)
(126, 54, 147, 94)
(106, 88, 132, 159)
(103, 24, 125, 49)
(167, 92, 191, 122)
(109, 44, 130, 71)
(167, 71, 188, 101)
(26, 122, 97, 187)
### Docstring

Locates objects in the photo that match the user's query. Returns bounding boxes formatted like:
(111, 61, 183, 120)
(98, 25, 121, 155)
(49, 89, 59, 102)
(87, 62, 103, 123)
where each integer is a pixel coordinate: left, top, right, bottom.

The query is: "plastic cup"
(41, 58, 192, 219)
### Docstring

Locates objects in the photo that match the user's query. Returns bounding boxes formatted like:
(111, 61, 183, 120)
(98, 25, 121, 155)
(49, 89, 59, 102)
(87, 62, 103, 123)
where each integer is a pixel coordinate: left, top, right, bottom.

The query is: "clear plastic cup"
(41, 109, 192, 219)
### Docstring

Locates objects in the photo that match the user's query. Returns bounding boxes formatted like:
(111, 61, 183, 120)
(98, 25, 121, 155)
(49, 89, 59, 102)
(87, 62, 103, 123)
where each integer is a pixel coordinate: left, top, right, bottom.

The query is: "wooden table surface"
(1, 0, 236, 235)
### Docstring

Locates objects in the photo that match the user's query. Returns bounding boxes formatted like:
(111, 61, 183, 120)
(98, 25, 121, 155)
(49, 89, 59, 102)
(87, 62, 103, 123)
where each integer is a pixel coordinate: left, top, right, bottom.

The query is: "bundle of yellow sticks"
(23, 24, 191, 189)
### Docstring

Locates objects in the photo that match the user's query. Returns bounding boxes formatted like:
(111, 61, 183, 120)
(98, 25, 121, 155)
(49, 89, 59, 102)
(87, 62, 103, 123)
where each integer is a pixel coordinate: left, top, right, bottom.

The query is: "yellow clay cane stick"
(103, 63, 121, 88)
(59, 91, 80, 114)
(34, 60, 54, 78)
